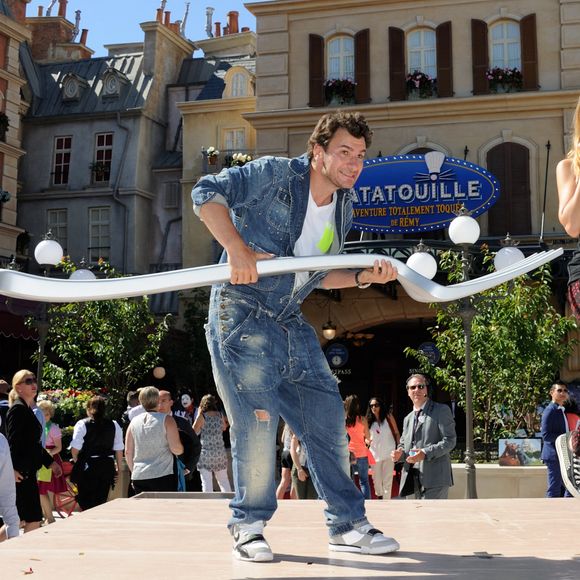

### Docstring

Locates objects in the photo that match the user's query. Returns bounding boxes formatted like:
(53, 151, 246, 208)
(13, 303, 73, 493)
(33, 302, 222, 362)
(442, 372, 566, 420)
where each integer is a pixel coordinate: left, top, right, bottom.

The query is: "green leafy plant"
(405, 246, 577, 448)
(36, 258, 169, 418)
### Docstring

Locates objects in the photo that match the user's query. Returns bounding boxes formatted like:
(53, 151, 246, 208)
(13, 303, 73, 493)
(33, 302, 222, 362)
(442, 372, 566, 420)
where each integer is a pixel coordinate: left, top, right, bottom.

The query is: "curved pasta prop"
(0, 248, 563, 304)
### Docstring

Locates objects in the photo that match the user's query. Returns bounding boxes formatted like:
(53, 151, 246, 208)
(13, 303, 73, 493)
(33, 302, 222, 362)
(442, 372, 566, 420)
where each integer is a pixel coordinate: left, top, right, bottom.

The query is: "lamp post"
(33, 231, 63, 390)
(407, 208, 526, 500)
(447, 207, 481, 499)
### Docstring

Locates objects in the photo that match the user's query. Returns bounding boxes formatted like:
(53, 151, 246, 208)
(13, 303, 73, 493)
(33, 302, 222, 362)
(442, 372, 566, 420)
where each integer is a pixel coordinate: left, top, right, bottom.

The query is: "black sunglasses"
(22, 377, 37, 385)
(370, 403, 381, 408)
(408, 384, 426, 391)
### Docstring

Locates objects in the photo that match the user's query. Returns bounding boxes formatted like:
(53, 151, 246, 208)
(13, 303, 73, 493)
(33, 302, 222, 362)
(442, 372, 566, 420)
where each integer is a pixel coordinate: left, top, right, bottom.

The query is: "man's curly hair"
(307, 111, 373, 160)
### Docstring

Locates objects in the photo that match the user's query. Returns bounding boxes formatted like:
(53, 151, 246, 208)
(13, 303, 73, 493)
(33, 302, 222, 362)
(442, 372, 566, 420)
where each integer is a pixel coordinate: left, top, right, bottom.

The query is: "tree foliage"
(38, 259, 169, 418)
(405, 247, 577, 445)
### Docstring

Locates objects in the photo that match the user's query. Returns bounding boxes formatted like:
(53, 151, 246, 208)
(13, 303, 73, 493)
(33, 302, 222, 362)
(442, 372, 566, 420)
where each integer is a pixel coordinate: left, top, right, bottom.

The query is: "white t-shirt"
(293, 190, 336, 289)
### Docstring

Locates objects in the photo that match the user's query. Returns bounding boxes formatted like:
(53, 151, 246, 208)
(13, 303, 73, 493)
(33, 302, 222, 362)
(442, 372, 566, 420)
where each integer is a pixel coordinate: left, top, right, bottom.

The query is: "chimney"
(164, 11, 171, 27)
(38, 6, 43, 17)
(156, 8, 163, 23)
(80, 29, 88, 45)
(58, 0, 68, 19)
(223, 25, 229, 36)
(5, 0, 28, 22)
(215, 22, 221, 37)
(227, 11, 239, 34)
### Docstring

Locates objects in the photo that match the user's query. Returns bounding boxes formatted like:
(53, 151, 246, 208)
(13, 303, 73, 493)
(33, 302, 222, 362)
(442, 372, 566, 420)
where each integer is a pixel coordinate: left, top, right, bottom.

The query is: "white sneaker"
(329, 523, 400, 555)
(232, 521, 274, 562)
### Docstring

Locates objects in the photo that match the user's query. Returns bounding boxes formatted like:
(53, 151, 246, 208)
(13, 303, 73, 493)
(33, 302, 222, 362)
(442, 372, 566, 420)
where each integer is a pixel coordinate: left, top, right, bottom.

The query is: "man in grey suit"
(391, 374, 456, 499)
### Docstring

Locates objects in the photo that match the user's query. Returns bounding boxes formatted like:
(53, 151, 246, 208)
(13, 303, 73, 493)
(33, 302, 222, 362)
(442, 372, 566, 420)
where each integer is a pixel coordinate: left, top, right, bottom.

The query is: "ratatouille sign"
(351, 152, 500, 234)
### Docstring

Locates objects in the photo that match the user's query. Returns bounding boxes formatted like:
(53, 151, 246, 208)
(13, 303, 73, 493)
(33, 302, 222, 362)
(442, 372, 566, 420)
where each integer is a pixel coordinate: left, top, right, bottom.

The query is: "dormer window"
(61, 73, 87, 101)
(223, 66, 254, 98)
(101, 68, 128, 99)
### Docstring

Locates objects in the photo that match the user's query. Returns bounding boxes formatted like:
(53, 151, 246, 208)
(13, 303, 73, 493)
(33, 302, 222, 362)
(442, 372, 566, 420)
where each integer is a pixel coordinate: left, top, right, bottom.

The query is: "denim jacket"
(191, 154, 353, 318)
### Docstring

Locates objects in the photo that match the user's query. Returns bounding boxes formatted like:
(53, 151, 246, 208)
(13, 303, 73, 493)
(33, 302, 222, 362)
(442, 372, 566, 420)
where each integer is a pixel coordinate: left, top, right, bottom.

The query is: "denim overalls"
(192, 154, 368, 536)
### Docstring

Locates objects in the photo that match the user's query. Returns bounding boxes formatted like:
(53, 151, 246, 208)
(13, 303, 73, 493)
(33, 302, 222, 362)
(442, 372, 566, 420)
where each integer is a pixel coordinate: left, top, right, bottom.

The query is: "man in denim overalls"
(192, 112, 400, 561)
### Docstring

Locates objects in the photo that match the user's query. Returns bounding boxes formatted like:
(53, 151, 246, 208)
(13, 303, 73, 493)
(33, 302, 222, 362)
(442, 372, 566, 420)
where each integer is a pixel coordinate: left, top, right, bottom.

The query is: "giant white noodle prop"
(0, 249, 563, 304)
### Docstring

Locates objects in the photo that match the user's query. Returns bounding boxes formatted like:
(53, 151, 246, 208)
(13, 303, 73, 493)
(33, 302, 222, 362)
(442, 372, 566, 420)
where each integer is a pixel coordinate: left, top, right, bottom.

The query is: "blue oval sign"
(352, 152, 500, 234)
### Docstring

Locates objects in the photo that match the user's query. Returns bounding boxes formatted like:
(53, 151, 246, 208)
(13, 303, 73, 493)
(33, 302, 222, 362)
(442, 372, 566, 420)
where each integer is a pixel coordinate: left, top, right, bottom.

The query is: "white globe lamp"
(407, 246, 438, 280)
(494, 237, 525, 271)
(448, 214, 480, 246)
(34, 231, 63, 267)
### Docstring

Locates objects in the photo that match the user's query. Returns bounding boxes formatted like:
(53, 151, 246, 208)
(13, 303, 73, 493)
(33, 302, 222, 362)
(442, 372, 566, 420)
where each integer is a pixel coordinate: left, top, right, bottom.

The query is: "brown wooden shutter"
(309, 34, 325, 107)
(521, 14, 539, 91)
(389, 27, 405, 101)
(471, 19, 489, 95)
(487, 143, 531, 235)
(355, 29, 371, 104)
(436, 21, 453, 98)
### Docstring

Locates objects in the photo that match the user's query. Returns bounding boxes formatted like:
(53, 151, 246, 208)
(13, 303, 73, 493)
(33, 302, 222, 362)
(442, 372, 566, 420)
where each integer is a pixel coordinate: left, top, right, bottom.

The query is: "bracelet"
(355, 270, 371, 289)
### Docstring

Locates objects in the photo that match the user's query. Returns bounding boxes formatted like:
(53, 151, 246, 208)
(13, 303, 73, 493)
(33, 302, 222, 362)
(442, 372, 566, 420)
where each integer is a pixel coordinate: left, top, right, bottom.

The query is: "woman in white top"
(125, 387, 183, 493)
(366, 397, 400, 500)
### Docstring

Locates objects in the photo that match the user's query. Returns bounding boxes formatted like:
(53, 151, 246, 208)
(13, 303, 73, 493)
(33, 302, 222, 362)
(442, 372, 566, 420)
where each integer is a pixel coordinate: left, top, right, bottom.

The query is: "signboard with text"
(352, 152, 500, 234)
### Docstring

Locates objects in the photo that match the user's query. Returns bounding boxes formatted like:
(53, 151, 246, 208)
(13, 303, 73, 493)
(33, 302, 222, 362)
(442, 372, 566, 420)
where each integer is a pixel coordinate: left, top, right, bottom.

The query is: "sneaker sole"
(556, 434, 580, 498)
(328, 539, 400, 555)
(232, 549, 274, 562)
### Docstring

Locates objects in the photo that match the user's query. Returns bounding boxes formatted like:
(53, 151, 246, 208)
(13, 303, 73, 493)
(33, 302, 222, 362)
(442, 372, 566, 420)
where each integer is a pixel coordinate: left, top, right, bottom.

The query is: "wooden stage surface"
(1, 495, 579, 579)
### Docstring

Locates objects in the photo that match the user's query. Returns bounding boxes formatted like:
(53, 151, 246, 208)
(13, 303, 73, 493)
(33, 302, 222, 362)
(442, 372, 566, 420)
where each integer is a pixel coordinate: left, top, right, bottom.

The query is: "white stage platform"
(1, 496, 579, 579)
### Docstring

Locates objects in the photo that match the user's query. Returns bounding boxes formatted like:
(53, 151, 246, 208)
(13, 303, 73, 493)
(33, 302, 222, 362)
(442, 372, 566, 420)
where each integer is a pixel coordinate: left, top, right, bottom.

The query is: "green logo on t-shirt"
(317, 223, 334, 253)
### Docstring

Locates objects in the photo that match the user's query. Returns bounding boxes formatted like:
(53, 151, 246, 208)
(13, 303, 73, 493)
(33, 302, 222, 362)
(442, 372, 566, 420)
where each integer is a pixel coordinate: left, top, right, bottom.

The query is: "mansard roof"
(28, 52, 151, 117)
(177, 54, 255, 101)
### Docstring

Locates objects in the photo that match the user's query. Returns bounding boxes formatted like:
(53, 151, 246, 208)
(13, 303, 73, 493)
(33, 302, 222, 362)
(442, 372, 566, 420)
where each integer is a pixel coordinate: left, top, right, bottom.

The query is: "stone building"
(179, 0, 580, 408)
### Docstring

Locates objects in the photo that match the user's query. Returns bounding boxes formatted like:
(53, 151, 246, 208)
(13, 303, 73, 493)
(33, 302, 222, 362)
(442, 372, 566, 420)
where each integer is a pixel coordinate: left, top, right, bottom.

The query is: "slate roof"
(177, 55, 256, 101)
(29, 52, 152, 118)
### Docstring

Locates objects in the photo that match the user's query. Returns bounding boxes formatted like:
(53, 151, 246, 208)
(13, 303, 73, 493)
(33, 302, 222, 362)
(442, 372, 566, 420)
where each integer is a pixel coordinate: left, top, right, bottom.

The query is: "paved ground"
(1, 496, 579, 579)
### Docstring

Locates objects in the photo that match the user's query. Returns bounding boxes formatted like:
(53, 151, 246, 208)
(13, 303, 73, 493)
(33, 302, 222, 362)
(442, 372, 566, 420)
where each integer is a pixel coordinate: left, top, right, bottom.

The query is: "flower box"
(406, 70, 437, 99)
(486, 67, 523, 93)
(324, 78, 356, 105)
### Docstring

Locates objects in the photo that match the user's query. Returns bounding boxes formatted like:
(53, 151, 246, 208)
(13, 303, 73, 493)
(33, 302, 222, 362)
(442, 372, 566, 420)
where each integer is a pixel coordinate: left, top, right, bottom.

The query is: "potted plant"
(486, 67, 523, 93)
(406, 70, 437, 99)
(89, 161, 111, 182)
(206, 146, 219, 165)
(227, 152, 253, 167)
(0, 112, 9, 141)
(324, 78, 356, 105)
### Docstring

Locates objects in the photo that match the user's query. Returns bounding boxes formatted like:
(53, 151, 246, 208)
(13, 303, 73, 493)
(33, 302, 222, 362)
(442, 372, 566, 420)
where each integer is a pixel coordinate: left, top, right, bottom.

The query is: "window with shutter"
(487, 143, 531, 236)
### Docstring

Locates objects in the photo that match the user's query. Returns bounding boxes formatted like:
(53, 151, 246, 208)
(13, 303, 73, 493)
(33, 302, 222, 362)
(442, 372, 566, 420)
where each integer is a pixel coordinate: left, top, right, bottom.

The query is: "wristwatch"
(355, 270, 371, 289)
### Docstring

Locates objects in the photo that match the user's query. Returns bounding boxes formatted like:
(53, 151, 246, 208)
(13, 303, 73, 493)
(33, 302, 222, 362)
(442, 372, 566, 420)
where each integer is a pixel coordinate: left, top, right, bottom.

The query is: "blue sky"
(27, 1, 266, 56)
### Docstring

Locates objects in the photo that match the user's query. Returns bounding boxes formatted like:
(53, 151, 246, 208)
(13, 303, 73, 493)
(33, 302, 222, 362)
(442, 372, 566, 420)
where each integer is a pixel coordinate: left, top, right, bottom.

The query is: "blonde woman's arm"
(557, 156, 580, 237)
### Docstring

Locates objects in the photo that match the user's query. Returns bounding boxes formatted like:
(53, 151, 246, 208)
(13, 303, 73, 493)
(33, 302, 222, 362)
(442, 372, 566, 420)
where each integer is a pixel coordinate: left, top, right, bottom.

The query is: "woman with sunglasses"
(6, 370, 62, 532)
(366, 397, 400, 499)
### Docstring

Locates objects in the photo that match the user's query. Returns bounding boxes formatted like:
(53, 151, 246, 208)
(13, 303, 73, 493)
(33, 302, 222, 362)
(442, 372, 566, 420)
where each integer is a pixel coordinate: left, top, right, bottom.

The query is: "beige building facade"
(0, 0, 30, 266)
(180, 0, 580, 400)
